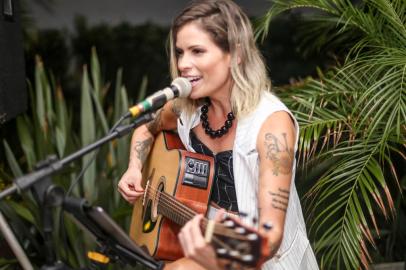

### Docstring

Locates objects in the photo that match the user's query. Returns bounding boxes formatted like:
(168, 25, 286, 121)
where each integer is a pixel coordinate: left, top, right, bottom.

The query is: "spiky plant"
(1, 48, 147, 269)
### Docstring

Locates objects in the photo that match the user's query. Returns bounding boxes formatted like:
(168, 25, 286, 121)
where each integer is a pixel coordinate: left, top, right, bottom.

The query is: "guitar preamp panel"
(182, 157, 211, 189)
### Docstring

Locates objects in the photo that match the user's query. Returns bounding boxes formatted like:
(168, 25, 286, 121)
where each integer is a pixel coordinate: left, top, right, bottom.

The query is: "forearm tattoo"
(268, 188, 290, 212)
(264, 132, 294, 176)
(146, 108, 163, 135)
(171, 99, 181, 117)
(131, 137, 153, 165)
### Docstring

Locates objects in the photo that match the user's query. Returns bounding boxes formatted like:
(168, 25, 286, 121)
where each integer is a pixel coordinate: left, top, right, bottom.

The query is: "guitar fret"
(158, 193, 195, 226)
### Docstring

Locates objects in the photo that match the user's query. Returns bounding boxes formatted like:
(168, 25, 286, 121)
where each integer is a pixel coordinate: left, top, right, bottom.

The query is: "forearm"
(128, 104, 174, 170)
(128, 124, 154, 170)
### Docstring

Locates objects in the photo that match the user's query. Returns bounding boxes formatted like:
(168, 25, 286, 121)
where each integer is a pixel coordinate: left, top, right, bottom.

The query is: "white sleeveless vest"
(177, 92, 319, 269)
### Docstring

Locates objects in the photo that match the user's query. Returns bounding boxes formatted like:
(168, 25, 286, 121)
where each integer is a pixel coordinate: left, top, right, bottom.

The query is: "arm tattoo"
(131, 137, 153, 165)
(268, 188, 290, 212)
(171, 99, 181, 117)
(146, 108, 163, 135)
(264, 132, 294, 176)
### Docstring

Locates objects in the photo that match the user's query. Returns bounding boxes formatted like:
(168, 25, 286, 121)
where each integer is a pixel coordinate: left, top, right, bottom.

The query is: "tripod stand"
(0, 113, 159, 269)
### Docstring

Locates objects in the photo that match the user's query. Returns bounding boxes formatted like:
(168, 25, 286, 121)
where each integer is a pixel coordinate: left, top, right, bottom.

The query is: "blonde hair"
(169, 0, 271, 118)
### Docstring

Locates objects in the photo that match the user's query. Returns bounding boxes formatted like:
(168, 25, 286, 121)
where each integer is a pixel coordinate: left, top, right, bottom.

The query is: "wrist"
(127, 161, 142, 171)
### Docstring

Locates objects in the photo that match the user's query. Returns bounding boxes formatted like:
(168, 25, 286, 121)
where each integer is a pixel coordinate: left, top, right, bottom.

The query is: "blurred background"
(0, 0, 404, 269)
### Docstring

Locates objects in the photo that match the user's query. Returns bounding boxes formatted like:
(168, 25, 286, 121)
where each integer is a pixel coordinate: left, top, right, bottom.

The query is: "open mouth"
(186, 76, 202, 84)
(187, 76, 202, 86)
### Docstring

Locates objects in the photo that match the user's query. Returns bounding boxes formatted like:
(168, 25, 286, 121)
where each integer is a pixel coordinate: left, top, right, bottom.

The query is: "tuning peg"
(262, 221, 273, 231)
(216, 248, 227, 255)
(247, 233, 258, 240)
(223, 220, 235, 227)
(242, 254, 254, 262)
(235, 227, 246, 234)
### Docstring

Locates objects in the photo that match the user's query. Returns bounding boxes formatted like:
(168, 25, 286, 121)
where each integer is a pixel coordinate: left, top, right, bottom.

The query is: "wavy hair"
(169, 0, 271, 118)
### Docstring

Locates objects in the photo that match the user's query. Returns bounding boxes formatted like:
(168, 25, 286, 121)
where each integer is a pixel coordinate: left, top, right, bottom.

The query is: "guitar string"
(144, 188, 248, 262)
(146, 186, 250, 240)
(144, 185, 250, 240)
(138, 185, 256, 262)
(145, 186, 237, 237)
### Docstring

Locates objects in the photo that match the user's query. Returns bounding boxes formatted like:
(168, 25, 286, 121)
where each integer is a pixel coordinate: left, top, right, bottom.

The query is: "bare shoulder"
(259, 111, 296, 137)
(256, 111, 296, 175)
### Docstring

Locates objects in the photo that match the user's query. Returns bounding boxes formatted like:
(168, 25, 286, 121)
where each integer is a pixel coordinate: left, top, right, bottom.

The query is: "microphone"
(125, 77, 191, 119)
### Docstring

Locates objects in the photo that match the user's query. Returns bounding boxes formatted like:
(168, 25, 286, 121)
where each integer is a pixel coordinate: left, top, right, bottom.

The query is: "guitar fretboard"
(156, 191, 197, 226)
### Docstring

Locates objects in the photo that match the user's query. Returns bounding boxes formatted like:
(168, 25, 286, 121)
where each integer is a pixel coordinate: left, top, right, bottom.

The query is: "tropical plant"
(257, 0, 405, 269)
(0, 48, 147, 269)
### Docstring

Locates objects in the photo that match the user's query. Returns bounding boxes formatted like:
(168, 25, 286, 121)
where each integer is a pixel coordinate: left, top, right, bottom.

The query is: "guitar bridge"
(182, 157, 210, 189)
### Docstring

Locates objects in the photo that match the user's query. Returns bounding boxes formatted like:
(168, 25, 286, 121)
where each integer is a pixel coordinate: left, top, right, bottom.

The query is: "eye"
(192, 48, 205, 55)
(175, 48, 183, 57)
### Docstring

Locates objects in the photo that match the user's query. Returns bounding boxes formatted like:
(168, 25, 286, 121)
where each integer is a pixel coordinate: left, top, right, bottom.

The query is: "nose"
(177, 53, 192, 73)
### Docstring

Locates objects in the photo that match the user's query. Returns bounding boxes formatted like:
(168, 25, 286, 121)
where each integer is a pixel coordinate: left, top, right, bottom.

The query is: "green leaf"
(2, 140, 23, 178)
(80, 65, 97, 202)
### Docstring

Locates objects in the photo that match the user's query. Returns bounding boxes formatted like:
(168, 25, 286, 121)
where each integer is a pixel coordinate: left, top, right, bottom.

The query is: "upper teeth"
(187, 77, 200, 82)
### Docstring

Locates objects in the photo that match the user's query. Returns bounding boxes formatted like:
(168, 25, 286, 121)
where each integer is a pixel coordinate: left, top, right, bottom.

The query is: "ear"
(236, 44, 242, 65)
(228, 45, 241, 68)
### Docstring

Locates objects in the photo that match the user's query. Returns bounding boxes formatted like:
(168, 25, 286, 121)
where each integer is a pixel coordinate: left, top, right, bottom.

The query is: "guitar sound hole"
(152, 177, 165, 219)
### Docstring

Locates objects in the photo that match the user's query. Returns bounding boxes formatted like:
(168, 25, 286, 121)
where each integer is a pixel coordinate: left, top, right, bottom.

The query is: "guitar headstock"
(209, 216, 271, 268)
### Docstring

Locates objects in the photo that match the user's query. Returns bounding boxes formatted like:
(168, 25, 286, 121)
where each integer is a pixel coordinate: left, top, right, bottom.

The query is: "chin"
(189, 89, 203, 100)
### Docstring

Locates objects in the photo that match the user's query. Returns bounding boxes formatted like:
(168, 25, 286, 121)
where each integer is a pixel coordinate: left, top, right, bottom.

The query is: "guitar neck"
(156, 191, 229, 236)
(153, 186, 267, 268)
(157, 191, 198, 227)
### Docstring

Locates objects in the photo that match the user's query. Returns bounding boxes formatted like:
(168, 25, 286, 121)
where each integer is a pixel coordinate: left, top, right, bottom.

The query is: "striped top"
(189, 131, 239, 212)
(177, 92, 319, 269)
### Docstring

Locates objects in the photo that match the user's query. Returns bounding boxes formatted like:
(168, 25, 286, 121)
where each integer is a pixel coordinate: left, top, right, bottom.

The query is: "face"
(175, 22, 232, 100)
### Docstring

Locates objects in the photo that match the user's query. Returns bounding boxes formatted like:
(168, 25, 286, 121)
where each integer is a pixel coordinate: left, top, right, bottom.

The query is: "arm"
(117, 100, 179, 203)
(256, 111, 296, 257)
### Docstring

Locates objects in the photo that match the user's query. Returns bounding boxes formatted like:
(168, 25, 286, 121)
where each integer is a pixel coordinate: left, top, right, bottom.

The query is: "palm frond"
(259, 1, 405, 267)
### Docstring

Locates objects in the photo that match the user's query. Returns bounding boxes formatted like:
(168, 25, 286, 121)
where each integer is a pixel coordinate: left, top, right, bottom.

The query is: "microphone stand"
(63, 197, 164, 270)
(0, 113, 154, 270)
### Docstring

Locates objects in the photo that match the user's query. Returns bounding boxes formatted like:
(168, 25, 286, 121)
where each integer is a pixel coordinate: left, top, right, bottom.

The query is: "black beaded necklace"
(200, 100, 235, 138)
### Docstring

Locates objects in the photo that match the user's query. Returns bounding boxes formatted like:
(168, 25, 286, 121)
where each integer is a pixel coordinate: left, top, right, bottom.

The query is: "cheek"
(211, 63, 231, 83)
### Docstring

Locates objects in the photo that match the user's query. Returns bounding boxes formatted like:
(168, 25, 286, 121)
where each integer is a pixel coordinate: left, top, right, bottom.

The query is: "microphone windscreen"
(172, 77, 192, 98)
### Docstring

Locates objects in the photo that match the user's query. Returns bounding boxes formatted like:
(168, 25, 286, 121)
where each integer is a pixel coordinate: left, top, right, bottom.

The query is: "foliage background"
(0, 0, 405, 269)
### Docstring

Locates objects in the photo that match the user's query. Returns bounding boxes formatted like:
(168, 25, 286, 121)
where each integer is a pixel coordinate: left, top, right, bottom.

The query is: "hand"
(178, 214, 222, 270)
(117, 167, 144, 204)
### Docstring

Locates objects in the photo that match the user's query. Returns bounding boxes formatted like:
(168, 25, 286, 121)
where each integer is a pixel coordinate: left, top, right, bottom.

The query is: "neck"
(209, 100, 231, 117)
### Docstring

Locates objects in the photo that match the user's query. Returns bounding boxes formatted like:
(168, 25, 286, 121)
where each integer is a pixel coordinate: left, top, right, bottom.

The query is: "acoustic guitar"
(129, 131, 270, 268)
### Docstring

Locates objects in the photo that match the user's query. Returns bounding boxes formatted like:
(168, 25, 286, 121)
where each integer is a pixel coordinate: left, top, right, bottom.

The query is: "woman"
(118, 0, 318, 269)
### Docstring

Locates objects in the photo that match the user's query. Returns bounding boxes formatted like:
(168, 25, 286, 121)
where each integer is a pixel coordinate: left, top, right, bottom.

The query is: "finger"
(214, 209, 227, 222)
(118, 182, 144, 197)
(117, 186, 143, 203)
(132, 181, 145, 192)
(190, 215, 206, 248)
(178, 228, 191, 257)
(182, 216, 200, 256)
(118, 192, 133, 204)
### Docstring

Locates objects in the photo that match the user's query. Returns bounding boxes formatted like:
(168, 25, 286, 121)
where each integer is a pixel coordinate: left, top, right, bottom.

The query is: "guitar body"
(130, 131, 215, 261)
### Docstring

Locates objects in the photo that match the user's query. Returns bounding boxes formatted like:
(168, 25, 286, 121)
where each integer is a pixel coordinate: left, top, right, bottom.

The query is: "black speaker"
(0, 0, 27, 125)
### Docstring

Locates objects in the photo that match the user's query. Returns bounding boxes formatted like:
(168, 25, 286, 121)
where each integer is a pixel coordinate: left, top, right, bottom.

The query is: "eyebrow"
(175, 45, 203, 51)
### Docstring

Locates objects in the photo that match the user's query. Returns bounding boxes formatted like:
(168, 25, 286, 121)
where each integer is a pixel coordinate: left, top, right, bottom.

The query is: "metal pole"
(0, 210, 33, 270)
